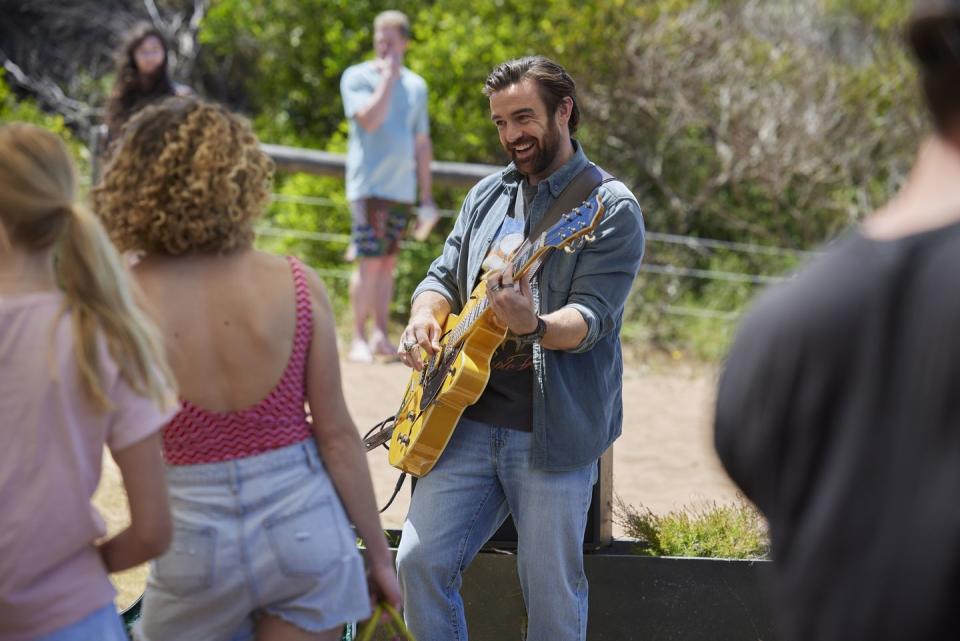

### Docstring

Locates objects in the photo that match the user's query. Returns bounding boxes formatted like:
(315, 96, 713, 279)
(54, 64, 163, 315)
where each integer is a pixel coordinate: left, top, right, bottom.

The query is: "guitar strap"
(527, 162, 616, 241)
(368, 163, 617, 505)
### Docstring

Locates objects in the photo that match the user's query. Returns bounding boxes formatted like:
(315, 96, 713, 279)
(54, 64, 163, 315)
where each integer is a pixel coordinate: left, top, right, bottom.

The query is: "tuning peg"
(585, 233, 596, 243)
(563, 245, 576, 254)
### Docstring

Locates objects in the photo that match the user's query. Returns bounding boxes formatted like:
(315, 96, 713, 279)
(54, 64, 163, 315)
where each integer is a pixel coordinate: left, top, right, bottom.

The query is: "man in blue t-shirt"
(340, 10, 437, 363)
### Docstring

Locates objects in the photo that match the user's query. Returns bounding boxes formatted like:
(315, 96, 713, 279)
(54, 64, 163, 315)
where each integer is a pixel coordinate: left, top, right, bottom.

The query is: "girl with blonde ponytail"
(0, 123, 176, 641)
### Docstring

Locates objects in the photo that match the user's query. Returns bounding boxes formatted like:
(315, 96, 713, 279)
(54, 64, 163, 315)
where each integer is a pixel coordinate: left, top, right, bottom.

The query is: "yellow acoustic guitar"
(388, 195, 606, 477)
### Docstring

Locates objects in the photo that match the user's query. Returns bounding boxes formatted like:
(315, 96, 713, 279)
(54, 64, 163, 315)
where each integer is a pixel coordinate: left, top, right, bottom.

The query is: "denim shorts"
(34, 603, 127, 641)
(134, 439, 370, 641)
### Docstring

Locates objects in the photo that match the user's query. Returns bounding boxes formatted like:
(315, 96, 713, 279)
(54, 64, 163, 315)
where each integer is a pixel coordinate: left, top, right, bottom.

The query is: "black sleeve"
(714, 300, 798, 514)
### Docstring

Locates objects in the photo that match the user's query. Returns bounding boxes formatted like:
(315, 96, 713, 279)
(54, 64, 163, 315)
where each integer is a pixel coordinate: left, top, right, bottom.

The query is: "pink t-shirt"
(0, 292, 176, 641)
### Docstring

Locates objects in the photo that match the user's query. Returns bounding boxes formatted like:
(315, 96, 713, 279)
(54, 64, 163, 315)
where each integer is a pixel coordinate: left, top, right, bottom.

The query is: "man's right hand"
(398, 311, 443, 371)
(375, 51, 402, 81)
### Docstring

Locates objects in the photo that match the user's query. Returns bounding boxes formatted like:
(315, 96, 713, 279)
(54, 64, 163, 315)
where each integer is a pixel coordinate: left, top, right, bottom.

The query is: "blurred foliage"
(821, 0, 913, 31)
(4, 0, 927, 359)
(0, 71, 90, 180)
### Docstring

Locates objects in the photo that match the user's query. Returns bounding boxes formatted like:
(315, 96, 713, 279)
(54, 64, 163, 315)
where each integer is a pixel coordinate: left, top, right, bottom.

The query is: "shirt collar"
(499, 139, 589, 197)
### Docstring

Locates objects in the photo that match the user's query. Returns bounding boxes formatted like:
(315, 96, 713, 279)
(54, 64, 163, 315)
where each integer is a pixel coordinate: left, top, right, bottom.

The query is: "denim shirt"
(412, 141, 645, 470)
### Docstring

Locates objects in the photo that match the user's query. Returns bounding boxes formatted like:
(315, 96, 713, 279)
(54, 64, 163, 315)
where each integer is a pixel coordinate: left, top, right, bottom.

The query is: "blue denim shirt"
(412, 142, 645, 470)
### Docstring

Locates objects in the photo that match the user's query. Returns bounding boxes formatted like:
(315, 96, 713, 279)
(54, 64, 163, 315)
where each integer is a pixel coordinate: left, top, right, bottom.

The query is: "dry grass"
(91, 448, 148, 610)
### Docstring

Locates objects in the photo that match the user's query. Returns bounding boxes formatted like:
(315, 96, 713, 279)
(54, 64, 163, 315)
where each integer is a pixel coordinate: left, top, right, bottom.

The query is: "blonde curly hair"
(93, 96, 274, 254)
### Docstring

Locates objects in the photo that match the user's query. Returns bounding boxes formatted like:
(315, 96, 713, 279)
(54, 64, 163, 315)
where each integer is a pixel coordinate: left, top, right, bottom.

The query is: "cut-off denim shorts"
(134, 439, 370, 641)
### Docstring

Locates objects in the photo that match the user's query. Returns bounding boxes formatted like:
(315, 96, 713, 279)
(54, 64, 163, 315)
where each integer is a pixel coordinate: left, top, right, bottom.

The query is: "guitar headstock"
(542, 194, 605, 254)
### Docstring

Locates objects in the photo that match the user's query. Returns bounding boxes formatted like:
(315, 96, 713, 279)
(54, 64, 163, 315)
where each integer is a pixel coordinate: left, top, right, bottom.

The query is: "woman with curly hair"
(102, 22, 190, 148)
(93, 96, 401, 641)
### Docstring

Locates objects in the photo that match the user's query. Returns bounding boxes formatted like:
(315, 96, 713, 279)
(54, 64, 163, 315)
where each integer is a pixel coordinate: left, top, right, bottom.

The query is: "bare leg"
(348, 258, 377, 363)
(369, 253, 398, 355)
(254, 613, 342, 641)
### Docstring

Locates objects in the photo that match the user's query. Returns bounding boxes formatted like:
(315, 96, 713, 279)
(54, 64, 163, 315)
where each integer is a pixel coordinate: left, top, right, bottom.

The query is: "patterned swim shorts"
(349, 198, 411, 259)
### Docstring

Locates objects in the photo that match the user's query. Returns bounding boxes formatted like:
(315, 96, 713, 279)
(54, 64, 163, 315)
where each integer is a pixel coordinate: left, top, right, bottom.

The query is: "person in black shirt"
(714, 3, 960, 641)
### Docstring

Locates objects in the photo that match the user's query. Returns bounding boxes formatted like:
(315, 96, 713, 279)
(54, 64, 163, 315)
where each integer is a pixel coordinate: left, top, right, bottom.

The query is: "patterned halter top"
(162, 256, 313, 465)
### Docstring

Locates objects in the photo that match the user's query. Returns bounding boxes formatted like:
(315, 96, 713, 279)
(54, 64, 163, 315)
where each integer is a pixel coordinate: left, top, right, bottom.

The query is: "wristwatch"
(515, 316, 547, 345)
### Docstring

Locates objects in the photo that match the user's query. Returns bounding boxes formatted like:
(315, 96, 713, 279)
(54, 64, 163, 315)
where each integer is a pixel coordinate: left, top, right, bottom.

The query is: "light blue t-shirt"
(341, 60, 430, 204)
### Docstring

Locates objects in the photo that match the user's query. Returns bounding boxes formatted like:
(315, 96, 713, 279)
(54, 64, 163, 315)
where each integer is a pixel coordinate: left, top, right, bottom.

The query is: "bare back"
(135, 249, 299, 413)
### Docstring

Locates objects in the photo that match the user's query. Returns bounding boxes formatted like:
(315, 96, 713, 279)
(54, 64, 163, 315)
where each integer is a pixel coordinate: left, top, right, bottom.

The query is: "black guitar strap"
(527, 163, 616, 241)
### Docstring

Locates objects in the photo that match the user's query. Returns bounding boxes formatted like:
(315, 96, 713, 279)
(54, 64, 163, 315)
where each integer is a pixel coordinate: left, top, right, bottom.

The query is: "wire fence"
(262, 190, 805, 324)
(90, 137, 802, 326)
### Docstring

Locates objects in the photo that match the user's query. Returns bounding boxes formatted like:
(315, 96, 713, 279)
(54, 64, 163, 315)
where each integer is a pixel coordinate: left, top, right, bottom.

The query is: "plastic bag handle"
(357, 602, 417, 641)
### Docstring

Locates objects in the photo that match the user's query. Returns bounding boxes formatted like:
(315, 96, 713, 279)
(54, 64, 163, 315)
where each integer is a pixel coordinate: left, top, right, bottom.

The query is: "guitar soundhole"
(419, 344, 462, 411)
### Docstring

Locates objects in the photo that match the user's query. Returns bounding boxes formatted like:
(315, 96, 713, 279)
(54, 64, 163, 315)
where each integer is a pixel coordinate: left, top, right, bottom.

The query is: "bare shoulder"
(250, 249, 293, 273)
(287, 256, 333, 317)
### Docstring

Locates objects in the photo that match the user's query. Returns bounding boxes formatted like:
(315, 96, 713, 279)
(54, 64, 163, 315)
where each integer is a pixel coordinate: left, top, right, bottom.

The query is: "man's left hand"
(485, 264, 538, 335)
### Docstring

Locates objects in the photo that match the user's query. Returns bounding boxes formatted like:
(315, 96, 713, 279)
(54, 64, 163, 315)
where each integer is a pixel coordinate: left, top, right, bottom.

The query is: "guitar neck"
(445, 235, 550, 350)
(510, 235, 547, 281)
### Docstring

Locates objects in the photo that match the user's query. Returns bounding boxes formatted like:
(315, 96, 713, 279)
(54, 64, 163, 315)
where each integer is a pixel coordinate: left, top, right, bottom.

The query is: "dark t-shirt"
(715, 223, 960, 641)
(463, 181, 538, 431)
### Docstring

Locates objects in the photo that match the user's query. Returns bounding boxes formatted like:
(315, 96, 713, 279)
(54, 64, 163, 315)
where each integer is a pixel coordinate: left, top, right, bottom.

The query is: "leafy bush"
(0, 0, 915, 359)
(195, 0, 924, 360)
(615, 497, 769, 559)
(0, 71, 90, 178)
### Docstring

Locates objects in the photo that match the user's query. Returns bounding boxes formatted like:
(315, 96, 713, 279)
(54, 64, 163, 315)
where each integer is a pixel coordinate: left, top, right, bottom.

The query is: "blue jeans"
(33, 603, 127, 641)
(396, 418, 598, 641)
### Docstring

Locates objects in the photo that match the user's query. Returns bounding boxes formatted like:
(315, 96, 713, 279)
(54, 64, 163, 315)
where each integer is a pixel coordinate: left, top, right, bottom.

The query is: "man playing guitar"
(395, 56, 645, 641)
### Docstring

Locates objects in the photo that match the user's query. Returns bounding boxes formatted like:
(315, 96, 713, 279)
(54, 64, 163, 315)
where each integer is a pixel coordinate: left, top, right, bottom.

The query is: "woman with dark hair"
(103, 22, 190, 147)
(714, 2, 960, 641)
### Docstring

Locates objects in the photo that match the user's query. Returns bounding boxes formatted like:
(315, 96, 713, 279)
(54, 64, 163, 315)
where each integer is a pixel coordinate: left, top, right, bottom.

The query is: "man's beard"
(509, 120, 561, 177)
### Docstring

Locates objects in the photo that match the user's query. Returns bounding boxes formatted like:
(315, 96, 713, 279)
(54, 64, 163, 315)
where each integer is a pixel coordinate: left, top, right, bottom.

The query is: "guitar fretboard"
(441, 233, 545, 357)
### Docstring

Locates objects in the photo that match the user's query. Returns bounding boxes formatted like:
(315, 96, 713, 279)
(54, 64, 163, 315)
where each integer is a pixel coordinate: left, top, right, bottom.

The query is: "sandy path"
(342, 359, 741, 531)
(94, 357, 741, 607)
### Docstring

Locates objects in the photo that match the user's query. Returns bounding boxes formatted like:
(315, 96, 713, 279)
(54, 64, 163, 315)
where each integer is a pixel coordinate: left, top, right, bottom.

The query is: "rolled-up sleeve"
(340, 67, 370, 120)
(566, 195, 645, 354)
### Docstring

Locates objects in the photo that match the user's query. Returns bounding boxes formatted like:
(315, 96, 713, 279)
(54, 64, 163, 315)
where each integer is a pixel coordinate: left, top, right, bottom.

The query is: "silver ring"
(401, 339, 417, 352)
(489, 284, 502, 293)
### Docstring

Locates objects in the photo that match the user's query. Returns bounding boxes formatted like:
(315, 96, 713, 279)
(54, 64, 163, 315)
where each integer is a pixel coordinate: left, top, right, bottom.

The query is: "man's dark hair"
(483, 56, 581, 134)
(907, 0, 960, 132)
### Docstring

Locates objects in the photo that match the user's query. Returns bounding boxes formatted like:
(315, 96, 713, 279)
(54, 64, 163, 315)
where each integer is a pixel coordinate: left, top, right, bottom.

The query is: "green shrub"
(616, 497, 769, 559)
(0, 71, 89, 179)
